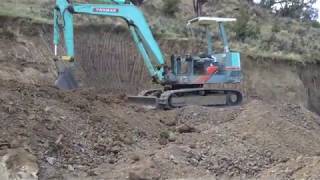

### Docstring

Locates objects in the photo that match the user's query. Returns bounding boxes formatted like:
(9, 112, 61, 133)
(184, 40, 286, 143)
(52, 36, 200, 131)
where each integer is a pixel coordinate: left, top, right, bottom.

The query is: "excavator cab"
(168, 17, 241, 88)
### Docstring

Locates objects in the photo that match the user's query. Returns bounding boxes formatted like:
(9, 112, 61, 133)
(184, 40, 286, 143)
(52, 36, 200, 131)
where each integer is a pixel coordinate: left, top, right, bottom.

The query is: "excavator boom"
(53, 0, 165, 90)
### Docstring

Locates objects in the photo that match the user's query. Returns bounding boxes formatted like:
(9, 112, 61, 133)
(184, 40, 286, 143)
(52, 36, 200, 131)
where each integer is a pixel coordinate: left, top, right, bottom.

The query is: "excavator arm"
(53, 0, 165, 83)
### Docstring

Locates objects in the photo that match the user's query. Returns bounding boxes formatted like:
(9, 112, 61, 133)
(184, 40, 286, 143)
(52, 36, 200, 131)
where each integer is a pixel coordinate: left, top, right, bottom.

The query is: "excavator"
(53, 0, 243, 109)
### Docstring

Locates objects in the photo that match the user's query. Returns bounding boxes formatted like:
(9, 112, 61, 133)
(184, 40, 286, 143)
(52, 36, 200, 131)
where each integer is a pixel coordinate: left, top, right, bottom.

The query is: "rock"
(0, 158, 8, 180)
(110, 145, 121, 154)
(160, 118, 177, 126)
(46, 157, 56, 165)
(67, 164, 75, 171)
(122, 136, 135, 145)
(44, 106, 52, 112)
(176, 124, 197, 133)
(192, 113, 199, 117)
(4, 105, 16, 114)
(168, 132, 176, 142)
(128, 160, 161, 180)
(130, 153, 141, 162)
(158, 137, 168, 145)
(0, 148, 38, 180)
(128, 172, 143, 180)
(87, 170, 98, 176)
(108, 158, 116, 164)
(189, 144, 197, 149)
(169, 155, 178, 165)
(0, 141, 10, 150)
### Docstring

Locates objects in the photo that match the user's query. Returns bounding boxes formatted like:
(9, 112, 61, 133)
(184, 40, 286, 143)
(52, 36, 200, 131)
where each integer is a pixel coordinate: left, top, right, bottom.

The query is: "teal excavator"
(53, 0, 243, 109)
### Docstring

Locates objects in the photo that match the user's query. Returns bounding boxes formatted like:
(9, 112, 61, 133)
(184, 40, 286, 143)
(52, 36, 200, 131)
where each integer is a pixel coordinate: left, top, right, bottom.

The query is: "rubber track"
(157, 88, 243, 109)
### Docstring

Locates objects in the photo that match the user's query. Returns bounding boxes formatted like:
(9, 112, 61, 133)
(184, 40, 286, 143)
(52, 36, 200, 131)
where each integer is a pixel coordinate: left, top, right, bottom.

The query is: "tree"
(232, 9, 260, 41)
(259, 0, 277, 8)
(257, 0, 319, 21)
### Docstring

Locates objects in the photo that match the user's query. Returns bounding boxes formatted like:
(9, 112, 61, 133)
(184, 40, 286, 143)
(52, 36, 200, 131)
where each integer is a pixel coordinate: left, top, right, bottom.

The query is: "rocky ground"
(1, 16, 320, 180)
(1, 79, 320, 179)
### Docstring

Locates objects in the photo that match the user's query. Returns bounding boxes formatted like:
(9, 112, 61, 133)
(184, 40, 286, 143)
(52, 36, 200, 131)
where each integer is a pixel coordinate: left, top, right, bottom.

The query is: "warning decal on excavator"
(93, 8, 119, 13)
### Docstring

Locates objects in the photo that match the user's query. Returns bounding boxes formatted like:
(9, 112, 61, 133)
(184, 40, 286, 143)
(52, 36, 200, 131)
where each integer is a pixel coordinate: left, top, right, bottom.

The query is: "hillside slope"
(1, 0, 320, 63)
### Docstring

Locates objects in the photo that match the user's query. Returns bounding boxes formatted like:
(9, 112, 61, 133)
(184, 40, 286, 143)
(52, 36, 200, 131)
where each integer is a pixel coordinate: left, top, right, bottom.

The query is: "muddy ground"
(1, 17, 320, 180)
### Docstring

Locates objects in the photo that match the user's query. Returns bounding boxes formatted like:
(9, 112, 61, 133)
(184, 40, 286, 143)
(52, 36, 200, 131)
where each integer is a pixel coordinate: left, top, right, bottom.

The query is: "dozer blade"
(127, 96, 158, 108)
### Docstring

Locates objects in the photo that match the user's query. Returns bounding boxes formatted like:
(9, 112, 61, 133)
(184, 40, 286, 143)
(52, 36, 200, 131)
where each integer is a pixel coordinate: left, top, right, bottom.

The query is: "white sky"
(253, 0, 320, 21)
(317, 0, 320, 21)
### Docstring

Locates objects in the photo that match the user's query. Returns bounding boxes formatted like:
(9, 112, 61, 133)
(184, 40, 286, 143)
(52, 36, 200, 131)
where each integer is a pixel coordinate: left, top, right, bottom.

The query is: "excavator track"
(128, 88, 243, 109)
(158, 88, 242, 109)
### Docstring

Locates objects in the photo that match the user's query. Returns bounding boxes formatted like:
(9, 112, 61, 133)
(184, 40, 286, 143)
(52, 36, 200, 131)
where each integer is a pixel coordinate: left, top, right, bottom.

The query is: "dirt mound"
(0, 80, 170, 179)
(139, 101, 320, 179)
(1, 77, 320, 179)
(260, 156, 320, 179)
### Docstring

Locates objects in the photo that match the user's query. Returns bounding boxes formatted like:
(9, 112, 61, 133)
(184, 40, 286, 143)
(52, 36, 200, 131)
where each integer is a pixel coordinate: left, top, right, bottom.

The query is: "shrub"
(311, 21, 320, 28)
(232, 9, 260, 41)
(271, 23, 281, 33)
(162, 0, 181, 17)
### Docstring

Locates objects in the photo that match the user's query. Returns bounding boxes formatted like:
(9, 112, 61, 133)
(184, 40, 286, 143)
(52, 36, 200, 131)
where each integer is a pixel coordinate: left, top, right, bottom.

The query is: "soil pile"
(1, 79, 320, 179)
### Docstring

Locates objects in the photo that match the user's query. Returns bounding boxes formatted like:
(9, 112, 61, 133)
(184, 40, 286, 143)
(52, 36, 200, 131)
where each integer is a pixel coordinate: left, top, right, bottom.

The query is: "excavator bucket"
(54, 58, 79, 90)
(55, 67, 78, 90)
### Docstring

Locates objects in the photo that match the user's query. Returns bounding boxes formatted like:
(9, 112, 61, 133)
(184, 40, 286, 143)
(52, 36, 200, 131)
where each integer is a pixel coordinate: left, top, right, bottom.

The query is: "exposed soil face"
(1, 17, 320, 179)
(0, 17, 56, 86)
(242, 56, 320, 115)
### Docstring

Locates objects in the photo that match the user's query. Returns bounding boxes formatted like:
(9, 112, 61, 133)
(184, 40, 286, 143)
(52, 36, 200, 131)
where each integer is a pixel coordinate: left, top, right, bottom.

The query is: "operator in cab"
(206, 55, 219, 75)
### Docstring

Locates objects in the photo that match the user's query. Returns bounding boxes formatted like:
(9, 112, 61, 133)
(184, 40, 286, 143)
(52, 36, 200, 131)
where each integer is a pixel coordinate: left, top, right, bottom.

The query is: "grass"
(0, 2, 51, 23)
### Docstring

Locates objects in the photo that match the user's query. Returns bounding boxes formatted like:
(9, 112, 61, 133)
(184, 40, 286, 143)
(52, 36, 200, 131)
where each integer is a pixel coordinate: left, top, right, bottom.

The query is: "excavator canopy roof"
(187, 17, 237, 26)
